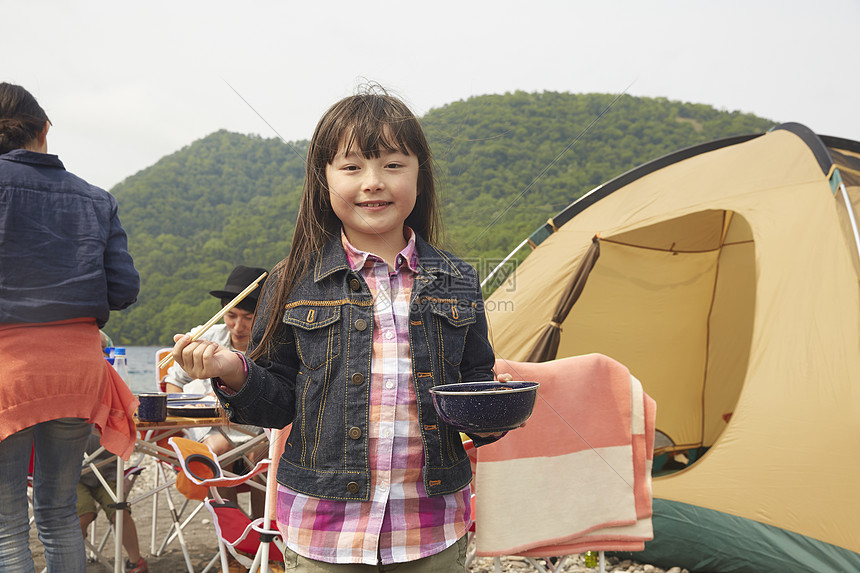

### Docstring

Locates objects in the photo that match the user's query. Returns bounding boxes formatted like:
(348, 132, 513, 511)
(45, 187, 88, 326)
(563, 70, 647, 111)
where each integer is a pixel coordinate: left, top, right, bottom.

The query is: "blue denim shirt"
(0, 150, 139, 327)
(214, 233, 496, 500)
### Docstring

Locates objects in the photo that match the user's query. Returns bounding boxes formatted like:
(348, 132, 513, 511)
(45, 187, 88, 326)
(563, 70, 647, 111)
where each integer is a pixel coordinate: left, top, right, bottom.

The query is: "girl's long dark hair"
(0, 83, 50, 154)
(249, 87, 440, 360)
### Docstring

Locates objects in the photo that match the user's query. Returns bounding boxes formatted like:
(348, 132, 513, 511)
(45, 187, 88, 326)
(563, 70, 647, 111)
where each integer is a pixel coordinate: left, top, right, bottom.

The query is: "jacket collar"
(0, 149, 66, 170)
(313, 231, 464, 282)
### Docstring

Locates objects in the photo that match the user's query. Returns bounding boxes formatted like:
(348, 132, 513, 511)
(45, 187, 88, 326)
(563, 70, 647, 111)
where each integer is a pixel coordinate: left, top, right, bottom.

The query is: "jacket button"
(351, 372, 364, 385)
(346, 481, 359, 494)
(350, 278, 361, 292)
(348, 426, 362, 440)
(354, 318, 367, 331)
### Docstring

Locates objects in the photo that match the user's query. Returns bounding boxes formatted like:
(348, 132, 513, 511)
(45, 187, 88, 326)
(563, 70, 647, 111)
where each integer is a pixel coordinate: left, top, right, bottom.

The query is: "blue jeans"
(0, 418, 92, 573)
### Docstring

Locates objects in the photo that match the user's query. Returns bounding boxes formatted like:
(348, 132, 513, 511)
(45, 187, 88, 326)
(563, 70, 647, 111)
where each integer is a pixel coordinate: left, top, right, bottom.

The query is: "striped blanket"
(474, 354, 656, 557)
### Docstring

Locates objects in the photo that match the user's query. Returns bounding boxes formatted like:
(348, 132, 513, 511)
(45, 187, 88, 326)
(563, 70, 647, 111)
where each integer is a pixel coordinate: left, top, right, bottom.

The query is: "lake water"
(123, 345, 167, 394)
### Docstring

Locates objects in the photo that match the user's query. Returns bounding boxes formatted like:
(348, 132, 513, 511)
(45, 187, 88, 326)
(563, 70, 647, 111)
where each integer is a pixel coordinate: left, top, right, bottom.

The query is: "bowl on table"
(429, 381, 539, 433)
(137, 392, 168, 422)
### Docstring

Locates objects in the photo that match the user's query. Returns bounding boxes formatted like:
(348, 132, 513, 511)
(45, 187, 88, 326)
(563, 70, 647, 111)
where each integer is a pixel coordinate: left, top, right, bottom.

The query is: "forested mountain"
(106, 92, 776, 345)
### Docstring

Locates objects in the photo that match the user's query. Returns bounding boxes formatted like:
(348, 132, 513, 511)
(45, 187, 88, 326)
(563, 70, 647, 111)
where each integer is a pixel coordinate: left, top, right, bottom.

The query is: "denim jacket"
(214, 233, 495, 501)
(0, 150, 139, 327)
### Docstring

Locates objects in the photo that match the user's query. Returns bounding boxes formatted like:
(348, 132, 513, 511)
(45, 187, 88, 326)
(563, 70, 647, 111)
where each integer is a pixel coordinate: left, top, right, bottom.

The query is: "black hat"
(209, 265, 268, 313)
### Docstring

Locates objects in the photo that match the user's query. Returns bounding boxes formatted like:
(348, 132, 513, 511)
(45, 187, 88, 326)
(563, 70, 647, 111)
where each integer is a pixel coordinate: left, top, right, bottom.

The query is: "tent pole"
(838, 182, 860, 265)
(482, 238, 530, 289)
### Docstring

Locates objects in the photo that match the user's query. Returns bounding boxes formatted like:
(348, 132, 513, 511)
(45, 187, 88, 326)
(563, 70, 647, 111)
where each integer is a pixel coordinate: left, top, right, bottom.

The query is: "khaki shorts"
(76, 482, 126, 522)
(282, 535, 468, 573)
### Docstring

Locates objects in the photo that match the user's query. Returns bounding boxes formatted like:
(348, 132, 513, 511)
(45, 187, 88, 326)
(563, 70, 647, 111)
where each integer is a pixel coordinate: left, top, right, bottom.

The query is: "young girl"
(170, 88, 500, 571)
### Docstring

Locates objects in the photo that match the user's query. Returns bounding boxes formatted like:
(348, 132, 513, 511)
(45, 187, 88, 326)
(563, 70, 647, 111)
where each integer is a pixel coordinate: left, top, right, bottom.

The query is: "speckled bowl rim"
(429, 381, 539, 396)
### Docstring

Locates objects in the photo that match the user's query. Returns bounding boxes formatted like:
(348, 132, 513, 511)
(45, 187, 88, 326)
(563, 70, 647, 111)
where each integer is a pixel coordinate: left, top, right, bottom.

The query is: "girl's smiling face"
(325, 141, 419, 257)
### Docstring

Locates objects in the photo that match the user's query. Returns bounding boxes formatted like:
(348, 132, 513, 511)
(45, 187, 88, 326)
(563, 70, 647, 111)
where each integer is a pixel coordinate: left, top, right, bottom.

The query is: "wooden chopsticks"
(157, 271, 267, 370)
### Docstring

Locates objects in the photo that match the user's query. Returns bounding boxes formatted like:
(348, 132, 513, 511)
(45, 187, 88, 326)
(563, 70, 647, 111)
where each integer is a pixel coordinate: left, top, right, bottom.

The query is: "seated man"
(162, 265, 268, 517)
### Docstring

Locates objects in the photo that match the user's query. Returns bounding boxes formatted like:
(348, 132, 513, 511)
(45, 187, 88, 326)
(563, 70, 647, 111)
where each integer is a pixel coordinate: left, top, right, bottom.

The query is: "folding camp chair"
(168, 435, 285, 573)
(120, 351, 202, 571)
(148, 347, 269, 570)
(78, 444, 147, 571)
(156, 347, 173, 391)
(469, 354, 656, 573)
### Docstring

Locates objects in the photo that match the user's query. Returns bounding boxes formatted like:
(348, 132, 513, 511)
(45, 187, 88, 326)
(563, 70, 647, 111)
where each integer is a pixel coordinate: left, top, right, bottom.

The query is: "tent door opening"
(554, 209, 754, 469)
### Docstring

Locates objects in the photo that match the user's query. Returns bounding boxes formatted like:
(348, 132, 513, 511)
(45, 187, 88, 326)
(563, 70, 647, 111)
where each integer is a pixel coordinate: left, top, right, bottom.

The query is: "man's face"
(223, 307, 254, 351)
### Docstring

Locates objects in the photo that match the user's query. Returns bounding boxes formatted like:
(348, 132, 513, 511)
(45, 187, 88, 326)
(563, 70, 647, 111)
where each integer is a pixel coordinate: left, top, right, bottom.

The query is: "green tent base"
(614, 499, 860, 573)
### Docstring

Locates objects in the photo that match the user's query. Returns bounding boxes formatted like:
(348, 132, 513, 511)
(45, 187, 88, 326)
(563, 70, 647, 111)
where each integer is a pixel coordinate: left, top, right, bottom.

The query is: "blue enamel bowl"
(429, 381, 539, 433)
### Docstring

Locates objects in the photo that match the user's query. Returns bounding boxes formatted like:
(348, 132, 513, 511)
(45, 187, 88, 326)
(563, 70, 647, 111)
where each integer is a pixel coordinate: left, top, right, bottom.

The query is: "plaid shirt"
(276, 229, 471, 564)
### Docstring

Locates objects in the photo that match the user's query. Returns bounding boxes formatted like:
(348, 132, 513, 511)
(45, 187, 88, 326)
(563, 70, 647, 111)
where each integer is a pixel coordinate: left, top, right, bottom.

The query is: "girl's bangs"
(338, 120, 413, 160)
(315, 93, 427, 166)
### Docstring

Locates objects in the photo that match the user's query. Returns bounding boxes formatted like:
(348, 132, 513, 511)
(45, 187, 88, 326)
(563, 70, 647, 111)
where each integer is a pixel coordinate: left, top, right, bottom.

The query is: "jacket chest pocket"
(427, 300, 476, 367)
(283, 304, 342, 370)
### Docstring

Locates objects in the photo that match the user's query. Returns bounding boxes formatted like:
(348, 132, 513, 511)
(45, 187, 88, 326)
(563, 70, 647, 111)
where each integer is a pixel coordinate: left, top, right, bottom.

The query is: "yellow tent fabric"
(485, 124, 860, 564)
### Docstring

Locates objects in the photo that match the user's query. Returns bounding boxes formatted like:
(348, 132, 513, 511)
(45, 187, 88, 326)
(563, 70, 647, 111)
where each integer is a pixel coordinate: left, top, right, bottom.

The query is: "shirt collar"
(341, 227, 419, 274)
(0, 149, 66, 170)
(314, 231, 463, 283)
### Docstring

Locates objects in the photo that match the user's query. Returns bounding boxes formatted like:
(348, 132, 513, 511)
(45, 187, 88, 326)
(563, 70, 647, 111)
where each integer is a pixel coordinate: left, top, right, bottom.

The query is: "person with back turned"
(0, 82, 140, 572)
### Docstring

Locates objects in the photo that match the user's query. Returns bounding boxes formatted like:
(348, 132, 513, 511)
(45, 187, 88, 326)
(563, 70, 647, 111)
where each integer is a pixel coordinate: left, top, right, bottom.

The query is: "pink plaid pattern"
(276, 230, 471, 564)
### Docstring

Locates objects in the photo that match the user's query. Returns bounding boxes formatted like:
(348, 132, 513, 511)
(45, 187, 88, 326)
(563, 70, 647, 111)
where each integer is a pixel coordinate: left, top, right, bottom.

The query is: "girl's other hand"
(472, 431, 507, 438)
(472, 422, 527, 439)
(170, 334, 246, 389)
(475, 372, 526, 436)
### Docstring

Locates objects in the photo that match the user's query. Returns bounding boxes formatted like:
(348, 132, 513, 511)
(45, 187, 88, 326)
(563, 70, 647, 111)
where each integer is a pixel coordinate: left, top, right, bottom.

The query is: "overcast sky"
(6, 0, 858, 190)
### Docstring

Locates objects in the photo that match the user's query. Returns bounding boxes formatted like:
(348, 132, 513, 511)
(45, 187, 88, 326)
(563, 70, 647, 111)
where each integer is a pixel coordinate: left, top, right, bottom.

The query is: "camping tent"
(484, 123, 860, 572)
